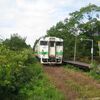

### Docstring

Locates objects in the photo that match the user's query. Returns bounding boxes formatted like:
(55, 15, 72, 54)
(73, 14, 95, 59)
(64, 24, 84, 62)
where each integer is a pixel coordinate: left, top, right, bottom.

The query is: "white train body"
(35, 36, 63, 64)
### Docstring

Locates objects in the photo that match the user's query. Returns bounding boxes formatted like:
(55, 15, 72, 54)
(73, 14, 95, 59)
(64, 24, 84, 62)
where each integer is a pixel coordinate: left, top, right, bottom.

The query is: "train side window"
(40, 41, 47, 45)
(56, 42, 63, 46)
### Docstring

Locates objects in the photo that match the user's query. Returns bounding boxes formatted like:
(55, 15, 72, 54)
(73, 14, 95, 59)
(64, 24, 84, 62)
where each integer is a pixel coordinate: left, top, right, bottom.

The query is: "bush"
(0, 45, 40, 99)
(3, 34, 30, 51)
(89, 62, 100, 80)
(0, 44, 64, 100)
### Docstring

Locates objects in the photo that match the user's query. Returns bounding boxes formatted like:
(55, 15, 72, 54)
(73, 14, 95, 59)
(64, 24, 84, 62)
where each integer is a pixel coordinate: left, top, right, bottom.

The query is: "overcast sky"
(0, 0, 100, 46)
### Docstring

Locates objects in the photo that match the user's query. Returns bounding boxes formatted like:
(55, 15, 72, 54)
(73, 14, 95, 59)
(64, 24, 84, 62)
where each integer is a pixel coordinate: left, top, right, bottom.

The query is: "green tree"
(47, 4, 100, 62)
(3, 34, 30, 51)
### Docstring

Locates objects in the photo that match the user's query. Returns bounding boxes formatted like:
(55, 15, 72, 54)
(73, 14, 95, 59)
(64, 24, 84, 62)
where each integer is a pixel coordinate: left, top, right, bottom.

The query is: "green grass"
(88, 71, 100, 81)
(64, 64, 100, 81)
(64, 65, 100, 98)
(27, 63, 64, 100)
(16, 63, 65, 100)
(65, 79, 100, 98)
(30, 74, 64, 100)
(63, 64, 84, 72)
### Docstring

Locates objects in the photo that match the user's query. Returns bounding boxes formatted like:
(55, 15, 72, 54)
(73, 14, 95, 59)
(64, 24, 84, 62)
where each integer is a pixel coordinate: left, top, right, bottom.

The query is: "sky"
(0, 0, 100, 47)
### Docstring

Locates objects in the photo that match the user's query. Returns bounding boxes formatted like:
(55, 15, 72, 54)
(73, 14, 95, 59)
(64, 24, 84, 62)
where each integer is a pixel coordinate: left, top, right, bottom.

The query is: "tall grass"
(89, 62, 100, 81)
(64, 64, 100, 98)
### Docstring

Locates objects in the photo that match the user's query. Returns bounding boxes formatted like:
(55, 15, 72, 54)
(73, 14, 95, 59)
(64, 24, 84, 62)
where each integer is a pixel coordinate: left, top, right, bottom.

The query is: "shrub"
(0, 45, 64, 100)
(0, 45, 40, 99)
(88, 62, 100, 80)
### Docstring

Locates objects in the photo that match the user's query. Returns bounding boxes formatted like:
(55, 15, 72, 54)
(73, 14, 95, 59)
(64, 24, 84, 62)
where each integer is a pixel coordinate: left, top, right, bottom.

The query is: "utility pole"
(74, 36, 77, 62)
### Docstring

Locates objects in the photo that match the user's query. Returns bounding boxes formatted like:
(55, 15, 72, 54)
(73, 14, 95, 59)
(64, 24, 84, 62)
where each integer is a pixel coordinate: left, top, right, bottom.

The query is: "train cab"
(34, 36, 63, 64)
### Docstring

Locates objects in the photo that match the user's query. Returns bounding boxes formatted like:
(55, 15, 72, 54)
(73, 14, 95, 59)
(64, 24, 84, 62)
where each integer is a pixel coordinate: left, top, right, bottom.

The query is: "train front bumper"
(41, 58, 62, 64)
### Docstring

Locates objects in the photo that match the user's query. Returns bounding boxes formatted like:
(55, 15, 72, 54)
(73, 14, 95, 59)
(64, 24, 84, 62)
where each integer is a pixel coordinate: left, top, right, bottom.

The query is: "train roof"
(39, 36, 63, 42)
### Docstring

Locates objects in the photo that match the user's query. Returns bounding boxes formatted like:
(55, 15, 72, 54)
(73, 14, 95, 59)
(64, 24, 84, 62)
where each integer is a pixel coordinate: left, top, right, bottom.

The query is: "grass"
(63, 64, 84, 73)
(89, 62, 100, 81)
(65, 79, 100, 98)
(64, 64, 100, 81)
(64, 65, 100, 98)
(28, 63, 65, 100)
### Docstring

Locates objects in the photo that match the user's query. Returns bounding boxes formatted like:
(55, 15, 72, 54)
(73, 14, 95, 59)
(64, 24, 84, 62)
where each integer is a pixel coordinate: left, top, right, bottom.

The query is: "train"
(34, 36, 63, 64)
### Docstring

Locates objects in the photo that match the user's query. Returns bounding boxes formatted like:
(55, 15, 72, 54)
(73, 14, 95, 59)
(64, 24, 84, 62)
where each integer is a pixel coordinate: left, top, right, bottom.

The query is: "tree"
(47, 4, 100, 62)
(3, 34, 30, 51)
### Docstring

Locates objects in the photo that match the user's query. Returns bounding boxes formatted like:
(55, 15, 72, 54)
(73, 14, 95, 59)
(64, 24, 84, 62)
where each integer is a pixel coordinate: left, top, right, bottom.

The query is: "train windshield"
(56, 42, 63, 46)
(49, 41, 55, 47)
(40, 41, 47, 45)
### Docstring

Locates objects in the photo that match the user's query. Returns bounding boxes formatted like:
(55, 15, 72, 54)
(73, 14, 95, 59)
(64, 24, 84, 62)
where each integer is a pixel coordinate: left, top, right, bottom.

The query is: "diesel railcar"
(34, 36, 63, 64)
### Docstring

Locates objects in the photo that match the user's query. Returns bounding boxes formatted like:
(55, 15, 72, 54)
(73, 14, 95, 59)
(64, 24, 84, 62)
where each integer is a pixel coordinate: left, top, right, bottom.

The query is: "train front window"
(49, 41, 54, 47)
(40, 41, 47, 45)
(56, 42, 63, 46)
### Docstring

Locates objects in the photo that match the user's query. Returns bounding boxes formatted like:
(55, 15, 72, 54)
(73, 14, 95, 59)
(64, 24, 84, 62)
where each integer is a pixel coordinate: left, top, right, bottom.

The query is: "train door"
(49, 41, 55, 57)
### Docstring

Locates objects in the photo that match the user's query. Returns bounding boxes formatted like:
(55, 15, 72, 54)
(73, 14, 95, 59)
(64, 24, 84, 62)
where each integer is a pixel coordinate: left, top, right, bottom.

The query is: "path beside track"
(43, 65, 100, 100)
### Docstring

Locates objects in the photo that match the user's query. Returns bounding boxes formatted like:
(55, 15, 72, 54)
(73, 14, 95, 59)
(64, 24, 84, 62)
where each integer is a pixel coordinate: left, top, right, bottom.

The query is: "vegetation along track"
(43, 65, 100, 100)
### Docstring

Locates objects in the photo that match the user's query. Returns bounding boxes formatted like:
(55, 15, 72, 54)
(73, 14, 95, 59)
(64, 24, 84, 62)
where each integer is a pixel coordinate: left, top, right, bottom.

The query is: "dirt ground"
(43, 65, 100, 100)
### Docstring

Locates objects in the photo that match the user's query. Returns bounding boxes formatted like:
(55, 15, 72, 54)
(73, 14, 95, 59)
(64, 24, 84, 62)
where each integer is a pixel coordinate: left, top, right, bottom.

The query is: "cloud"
(0, 0, 100, 46)
(0, 0, 16, 28)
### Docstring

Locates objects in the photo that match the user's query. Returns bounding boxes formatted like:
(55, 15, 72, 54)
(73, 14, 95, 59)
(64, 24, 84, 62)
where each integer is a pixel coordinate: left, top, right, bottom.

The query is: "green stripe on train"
(39, 52, 48, 55)
(34, 52, 48, 54)
(35, 51, 63, 55)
